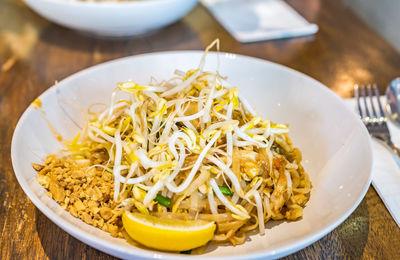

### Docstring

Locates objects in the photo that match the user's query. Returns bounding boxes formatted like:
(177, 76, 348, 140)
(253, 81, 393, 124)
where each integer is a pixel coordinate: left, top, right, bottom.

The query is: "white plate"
(11, 51, 373, 259)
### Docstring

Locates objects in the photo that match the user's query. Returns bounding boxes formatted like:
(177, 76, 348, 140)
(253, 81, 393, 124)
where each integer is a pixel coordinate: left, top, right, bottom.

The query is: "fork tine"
(367, 84, 378, 119)
(373, 84, 385, 119)
(360, 84, 400, 158)
(361, 85, 371, 119)
(354, 85, 364, 118)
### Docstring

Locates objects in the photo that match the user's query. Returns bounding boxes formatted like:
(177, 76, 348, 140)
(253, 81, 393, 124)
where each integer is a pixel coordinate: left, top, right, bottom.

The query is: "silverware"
(355, 84, 400, 157)
(386, 77, 400, 126)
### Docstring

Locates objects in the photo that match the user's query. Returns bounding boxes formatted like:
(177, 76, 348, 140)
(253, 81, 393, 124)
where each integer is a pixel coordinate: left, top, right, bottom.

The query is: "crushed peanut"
(33, 155, 123, 238)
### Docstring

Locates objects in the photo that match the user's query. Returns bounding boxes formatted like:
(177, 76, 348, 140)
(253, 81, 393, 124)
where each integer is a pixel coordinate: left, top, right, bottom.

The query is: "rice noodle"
(182, 168, 210, 196)
(207, 187, 218, 215)
(251, 190, 265, 235)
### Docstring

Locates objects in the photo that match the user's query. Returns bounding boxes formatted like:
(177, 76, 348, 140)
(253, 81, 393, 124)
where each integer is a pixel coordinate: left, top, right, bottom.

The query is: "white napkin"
(201, 0, 318, 43)
(345, 97, 400, 228)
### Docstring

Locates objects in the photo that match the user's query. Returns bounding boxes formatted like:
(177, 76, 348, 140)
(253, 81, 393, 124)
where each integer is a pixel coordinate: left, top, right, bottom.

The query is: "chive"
(180, 249, 192, 254)
(154, 194, 171, 207)
(219, 186, 233, 196)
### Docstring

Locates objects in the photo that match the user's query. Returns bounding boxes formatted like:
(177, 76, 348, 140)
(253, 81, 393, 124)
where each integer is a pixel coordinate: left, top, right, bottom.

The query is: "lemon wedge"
(122, 212, 216, 251)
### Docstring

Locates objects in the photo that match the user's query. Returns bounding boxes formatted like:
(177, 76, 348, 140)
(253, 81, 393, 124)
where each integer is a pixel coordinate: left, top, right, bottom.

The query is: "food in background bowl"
(23, 0, 199, 37)
(31, 41, 311, 252)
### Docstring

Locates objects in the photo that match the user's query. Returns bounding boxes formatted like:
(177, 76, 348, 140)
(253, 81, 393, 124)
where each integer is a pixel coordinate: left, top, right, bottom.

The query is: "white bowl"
(11, 51, 373, 259)
(23, 0, 199, 37)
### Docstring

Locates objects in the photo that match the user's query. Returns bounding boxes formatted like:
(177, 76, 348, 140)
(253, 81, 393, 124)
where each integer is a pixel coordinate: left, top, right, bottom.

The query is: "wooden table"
(1, 0, 400, 259)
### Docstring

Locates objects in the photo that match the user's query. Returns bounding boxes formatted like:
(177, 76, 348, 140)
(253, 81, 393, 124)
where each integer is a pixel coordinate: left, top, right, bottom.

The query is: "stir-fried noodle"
(34, 40, 311, 246)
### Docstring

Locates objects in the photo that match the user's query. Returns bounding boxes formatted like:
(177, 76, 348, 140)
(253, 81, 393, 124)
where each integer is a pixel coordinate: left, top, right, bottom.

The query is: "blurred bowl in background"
(23, 0, 199, 37)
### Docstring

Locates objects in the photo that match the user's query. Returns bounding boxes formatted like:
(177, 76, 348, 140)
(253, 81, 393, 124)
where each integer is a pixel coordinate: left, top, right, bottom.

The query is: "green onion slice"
(154, 194, 171, 207)
(219, 186, 233, 196)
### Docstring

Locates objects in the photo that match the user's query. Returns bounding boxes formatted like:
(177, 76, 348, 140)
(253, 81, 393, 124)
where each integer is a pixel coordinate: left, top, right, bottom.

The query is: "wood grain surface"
(1, 0, 400, 259)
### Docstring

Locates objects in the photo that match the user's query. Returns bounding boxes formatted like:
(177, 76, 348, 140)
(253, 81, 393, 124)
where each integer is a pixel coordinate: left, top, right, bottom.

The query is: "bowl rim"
(24, 0, 199, 8)
(11, 50, 373, 259)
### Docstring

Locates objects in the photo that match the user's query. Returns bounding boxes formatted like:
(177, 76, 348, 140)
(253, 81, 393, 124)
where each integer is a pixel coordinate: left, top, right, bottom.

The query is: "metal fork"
(355, 84, 400, 157)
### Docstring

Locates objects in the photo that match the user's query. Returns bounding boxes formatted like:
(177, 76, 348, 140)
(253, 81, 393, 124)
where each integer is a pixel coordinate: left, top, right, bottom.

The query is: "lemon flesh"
(122, 212, 216, 251)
